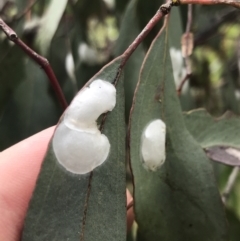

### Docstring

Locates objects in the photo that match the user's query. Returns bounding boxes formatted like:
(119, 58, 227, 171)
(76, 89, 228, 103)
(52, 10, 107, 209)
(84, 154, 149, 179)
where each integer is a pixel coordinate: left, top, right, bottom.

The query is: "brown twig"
(222, 167, 239, 204)
(0, 17, 68, 110)
(175, 0, 240, 8)
(119, 1, 173, 71)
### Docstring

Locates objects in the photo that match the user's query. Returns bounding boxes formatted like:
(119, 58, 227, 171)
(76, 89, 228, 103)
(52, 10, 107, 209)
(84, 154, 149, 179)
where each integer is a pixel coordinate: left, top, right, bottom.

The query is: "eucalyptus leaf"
(184, 109, 240, 149)
(129, 24, 228, 241)
(184, 109, 240, 166)
(0, 58, 60, 151)
(22, 57, 126, 241)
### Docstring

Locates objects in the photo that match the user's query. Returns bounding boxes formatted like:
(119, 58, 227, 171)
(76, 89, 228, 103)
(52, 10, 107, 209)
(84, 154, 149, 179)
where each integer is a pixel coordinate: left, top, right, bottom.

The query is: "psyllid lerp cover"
(53, 79, 116, 174)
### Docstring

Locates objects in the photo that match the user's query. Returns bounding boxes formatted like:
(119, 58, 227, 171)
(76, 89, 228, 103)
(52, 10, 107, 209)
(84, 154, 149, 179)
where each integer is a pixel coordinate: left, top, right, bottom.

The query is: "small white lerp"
(141, 119, 166, 171)
(53, 79, 116, 174)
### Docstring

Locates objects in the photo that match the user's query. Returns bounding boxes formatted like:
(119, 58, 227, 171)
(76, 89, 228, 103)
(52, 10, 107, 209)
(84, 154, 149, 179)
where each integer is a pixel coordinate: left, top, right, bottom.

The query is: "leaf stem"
(120, 1, 173, 70)
(0, 18, 68, 110)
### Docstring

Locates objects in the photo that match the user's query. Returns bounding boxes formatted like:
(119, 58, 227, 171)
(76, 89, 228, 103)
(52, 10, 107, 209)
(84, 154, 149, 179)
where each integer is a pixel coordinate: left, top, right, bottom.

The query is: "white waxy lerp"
(53, 79, 116, 174)
(141, 119, 166, 171)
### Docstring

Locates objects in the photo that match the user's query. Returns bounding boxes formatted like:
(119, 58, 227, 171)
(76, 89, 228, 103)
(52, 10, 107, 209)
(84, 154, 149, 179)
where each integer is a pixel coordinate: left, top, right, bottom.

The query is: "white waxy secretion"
(141, 119, 166, 171)
(53, 79, 116, 174)
(169, 47, 188, 93)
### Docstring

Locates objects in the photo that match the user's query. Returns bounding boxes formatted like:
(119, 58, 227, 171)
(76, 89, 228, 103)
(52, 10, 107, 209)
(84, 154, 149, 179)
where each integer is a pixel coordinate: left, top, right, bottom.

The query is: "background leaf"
(184, 109, 240, 149)
(129, 24, 228, 241)
(184, 109, 240, 166)
(0, 42, 25, 113)
(0, 55, 61, 151)
(35, 0, 68, 55)
(22, 57, 126, 241)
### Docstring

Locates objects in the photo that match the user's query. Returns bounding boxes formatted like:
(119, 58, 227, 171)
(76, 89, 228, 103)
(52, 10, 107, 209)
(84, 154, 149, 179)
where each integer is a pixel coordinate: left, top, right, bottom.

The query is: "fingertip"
(0, 126, 55, 241)
(127, 189, 134, 232)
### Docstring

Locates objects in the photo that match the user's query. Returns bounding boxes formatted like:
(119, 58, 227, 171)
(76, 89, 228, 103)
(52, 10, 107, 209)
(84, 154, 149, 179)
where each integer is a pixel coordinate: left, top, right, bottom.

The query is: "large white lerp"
(53, 79, 116, 174)
(141, 119, 166, 171)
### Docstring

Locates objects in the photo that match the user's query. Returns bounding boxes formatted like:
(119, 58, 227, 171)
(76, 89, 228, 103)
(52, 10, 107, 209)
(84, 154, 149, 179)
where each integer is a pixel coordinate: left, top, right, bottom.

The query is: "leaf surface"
(129, 24, 228, 241)
(0, 57, 60, 151)
(22, 57, 126, 241)
(184, 109, 240, 149)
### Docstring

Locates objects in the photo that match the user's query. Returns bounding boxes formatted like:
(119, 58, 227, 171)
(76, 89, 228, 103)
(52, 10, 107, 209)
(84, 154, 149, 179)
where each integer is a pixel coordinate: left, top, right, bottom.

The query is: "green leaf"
(21, 57, 126, 241)
(184, 109, 240, 149)
(184, 109, 240, 166)
(114, 0, 145, 119)
(0, 57, 60, 151)
(0, 42, 25, 113)
(36, 0, 68, 55)
(129, 24, 228, 241)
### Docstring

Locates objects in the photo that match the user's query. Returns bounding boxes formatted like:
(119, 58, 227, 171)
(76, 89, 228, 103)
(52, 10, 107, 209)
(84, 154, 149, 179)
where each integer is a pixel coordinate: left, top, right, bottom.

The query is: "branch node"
(160, 2, 172, 14)
(9, 33, 18, 41)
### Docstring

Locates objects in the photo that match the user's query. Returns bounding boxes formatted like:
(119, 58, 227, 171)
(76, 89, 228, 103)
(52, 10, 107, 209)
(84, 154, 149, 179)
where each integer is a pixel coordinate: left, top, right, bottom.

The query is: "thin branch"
(175, 0, 240, 8)
(222, 167, 240, 204)
(0, 18, 68, 110)
(119, 1, 173, 71)
(121, 9, 162, 64)
(101, 1, 173, 132)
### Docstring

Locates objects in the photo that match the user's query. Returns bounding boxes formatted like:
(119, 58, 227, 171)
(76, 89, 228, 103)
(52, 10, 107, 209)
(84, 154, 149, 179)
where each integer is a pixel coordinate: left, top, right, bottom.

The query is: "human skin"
(0, 126, 134, 241)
